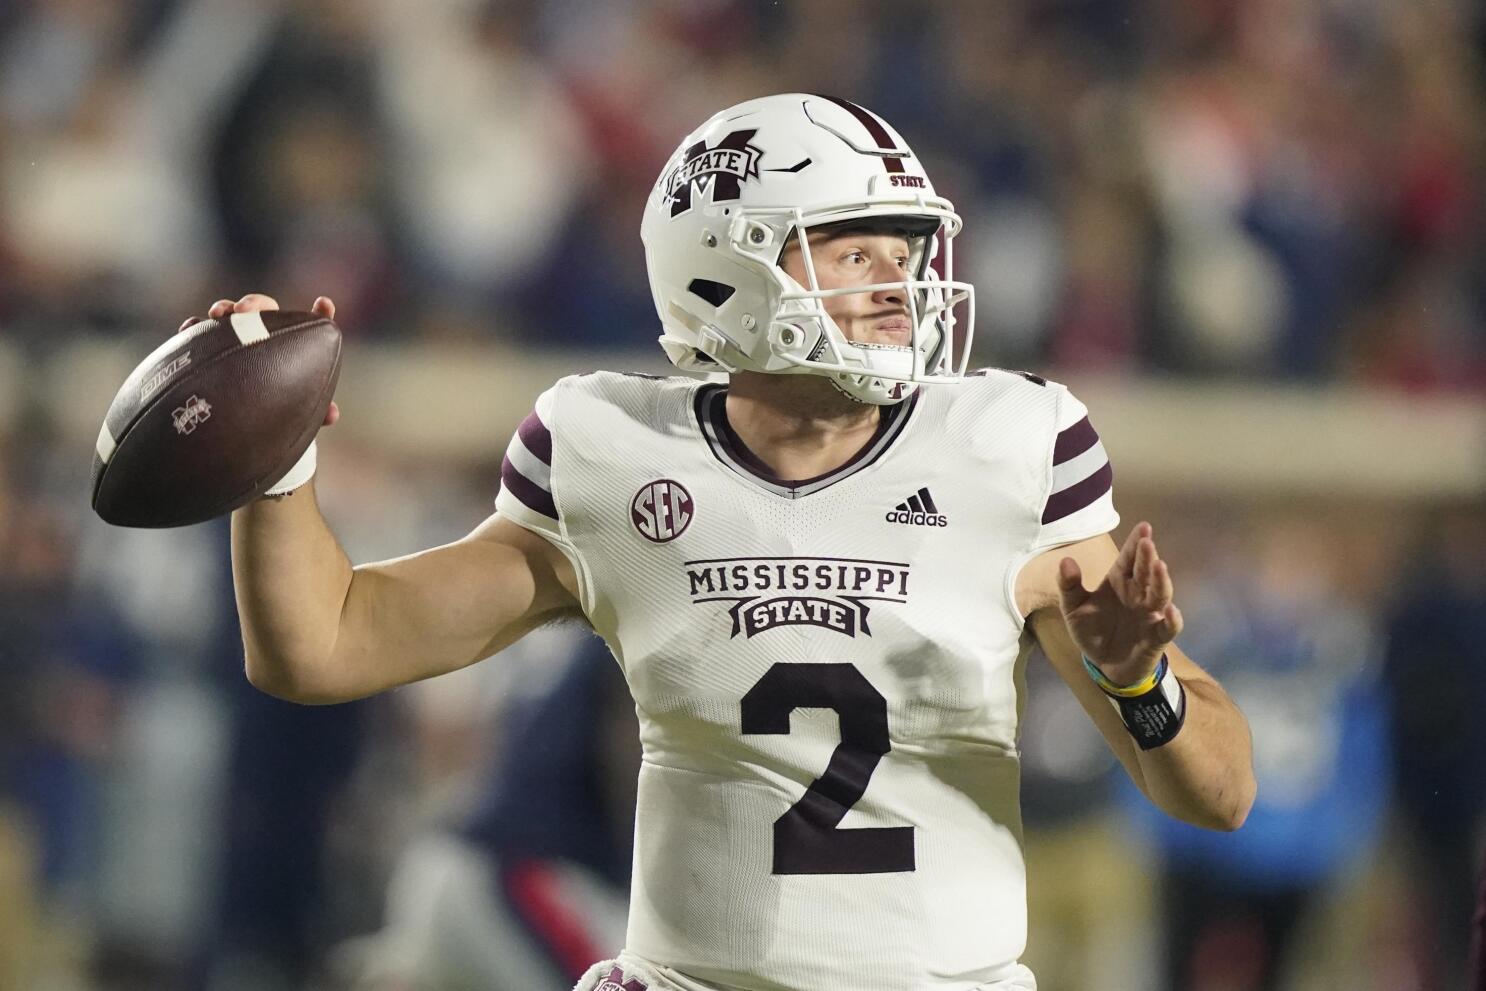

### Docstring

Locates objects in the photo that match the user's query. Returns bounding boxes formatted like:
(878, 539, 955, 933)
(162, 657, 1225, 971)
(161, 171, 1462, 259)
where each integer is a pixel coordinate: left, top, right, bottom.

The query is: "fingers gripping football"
(180, 295, 340, 426)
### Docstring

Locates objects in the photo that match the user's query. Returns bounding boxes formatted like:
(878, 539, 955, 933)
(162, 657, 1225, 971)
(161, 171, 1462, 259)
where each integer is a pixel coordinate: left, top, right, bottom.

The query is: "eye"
(843, 249, 868, 265)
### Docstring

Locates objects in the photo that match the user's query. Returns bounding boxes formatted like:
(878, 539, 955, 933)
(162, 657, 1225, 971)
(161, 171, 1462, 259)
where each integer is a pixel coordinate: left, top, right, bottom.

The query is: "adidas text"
(885, 510, 948, 527)
(888, 487, 948, 527)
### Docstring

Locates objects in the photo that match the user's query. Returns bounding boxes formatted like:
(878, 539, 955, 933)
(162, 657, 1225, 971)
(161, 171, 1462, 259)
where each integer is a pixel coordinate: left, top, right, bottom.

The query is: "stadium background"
(1, 0, 1484, 989)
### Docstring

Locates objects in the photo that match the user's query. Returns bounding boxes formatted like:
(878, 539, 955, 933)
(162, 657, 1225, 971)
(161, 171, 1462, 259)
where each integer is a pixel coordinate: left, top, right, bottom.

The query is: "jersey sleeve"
(495, 385, 566, 543)
(1032, 386, 1119, 550)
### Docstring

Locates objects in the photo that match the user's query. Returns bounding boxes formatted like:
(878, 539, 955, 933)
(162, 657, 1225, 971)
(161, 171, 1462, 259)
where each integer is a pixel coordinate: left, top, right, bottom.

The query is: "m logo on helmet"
(663, 129, 764, 217)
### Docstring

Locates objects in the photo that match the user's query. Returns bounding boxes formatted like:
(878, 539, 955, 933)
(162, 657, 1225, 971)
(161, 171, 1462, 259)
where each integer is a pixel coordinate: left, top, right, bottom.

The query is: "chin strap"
(827, 376, 873, 405)
(828, 372, 919, 406)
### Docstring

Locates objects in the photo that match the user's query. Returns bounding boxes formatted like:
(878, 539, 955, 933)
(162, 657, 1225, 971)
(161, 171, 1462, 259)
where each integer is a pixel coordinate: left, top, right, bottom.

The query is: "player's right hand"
(177, 294, 341, 427)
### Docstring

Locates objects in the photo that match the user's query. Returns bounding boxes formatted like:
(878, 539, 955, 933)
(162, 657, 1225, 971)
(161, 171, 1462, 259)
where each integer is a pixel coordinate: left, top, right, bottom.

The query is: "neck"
(724, 372, 882, 481)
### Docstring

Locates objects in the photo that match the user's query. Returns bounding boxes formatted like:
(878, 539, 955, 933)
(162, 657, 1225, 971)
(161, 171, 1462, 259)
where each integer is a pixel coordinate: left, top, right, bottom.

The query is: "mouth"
(871, 316, 912, 343)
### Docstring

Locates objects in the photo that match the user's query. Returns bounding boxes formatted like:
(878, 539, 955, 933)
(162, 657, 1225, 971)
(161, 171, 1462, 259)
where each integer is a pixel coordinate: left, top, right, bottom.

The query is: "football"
(90, 309, 342, 528)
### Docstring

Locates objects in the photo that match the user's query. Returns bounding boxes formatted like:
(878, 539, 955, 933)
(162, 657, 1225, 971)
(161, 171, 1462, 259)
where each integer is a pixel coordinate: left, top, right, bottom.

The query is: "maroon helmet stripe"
(1052, 416, 1099, 465)
(501, 455, 558, 520)
(1041, 461, 1113, 525)
(817, 95, 905, 173)
(516, 410, 553, 465)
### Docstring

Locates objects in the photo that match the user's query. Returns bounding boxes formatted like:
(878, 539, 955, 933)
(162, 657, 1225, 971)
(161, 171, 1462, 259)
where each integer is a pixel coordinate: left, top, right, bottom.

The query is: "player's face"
(778, 231, 913, 348)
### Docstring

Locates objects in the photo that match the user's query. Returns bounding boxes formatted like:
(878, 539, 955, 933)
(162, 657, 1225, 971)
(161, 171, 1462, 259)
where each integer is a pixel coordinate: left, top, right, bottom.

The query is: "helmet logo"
(663, 129, 764, 217)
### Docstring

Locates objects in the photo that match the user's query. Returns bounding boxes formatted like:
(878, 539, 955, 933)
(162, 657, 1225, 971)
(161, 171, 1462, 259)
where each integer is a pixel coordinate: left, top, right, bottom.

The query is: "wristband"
(264, 440, 317, 496)
(1083, 653, 1187, 750)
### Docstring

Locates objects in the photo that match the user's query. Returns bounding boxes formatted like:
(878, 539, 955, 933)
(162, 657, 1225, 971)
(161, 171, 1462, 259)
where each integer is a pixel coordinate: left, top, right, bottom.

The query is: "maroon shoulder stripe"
(1053, 416, 1099, 465)
(1042, 461, 1112, 525)
(816, 95, 905, 173)
(502, 455, 558, 520)
(516, 411, 553, 465)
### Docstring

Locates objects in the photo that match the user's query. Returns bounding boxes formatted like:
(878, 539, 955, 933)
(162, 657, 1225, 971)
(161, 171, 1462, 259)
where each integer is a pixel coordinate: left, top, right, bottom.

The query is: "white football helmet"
(641, 93, 974, 405)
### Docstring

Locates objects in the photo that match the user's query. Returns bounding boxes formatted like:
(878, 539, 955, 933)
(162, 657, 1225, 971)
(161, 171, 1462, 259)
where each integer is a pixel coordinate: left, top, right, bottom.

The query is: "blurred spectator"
(202, 671, 370, 991)
(524, 184, 658, 348)
(0, 796, 40, 988)
(1127, 515, 1391, 991)
(0, 0, 268, 338)
(2, 0, 1481, 371)
(1473, 856, 1486, 991)
(1019, 644, 1157, 991)
(208, 1, 405, 337)
(1383, 508, 1486, 991)
(375, 0, 589, 306)
(343, 631, 637, 991)
(1, 64, 215, 338)
(0, 0, 134, 132)
(0, 465, 142, 984)
(191, 439, 514, 991)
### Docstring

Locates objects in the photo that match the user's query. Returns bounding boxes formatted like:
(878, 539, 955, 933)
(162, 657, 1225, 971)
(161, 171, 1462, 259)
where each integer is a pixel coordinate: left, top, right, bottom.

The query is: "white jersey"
(495, 370, 1119, 991)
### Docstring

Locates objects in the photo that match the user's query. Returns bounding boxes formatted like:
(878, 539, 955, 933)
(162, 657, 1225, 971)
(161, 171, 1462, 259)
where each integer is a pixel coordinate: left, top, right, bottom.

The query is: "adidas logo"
(885, 487, 948, 527)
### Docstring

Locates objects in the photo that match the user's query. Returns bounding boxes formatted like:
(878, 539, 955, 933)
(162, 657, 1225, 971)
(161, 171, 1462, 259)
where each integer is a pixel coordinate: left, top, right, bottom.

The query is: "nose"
(873, 285, 905, 307)
(870, 256, 907, 307)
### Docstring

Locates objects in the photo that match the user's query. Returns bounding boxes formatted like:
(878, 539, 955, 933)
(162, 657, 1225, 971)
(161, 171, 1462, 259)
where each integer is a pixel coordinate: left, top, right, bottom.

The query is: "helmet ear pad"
(686, 279, 735, 308)
(654, 240, 779, 373)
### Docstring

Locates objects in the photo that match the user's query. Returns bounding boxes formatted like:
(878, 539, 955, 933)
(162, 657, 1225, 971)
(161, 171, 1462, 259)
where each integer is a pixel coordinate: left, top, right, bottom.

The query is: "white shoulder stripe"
(1051, 439, 1108, 493)
(506, 431, 552, 491)
(229, 310, 270, 345)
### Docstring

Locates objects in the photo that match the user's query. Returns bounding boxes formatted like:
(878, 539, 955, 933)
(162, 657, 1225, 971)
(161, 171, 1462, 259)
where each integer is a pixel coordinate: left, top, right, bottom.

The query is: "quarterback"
(215, 95, 1255, 990)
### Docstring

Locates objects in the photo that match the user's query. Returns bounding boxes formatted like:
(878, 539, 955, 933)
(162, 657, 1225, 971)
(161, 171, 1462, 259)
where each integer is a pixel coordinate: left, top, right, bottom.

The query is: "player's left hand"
(1056, 521, 1184, 686)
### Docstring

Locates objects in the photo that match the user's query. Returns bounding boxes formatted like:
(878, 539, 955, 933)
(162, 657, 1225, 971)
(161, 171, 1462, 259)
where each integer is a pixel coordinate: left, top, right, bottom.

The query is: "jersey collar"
(693, 383, 919, 499)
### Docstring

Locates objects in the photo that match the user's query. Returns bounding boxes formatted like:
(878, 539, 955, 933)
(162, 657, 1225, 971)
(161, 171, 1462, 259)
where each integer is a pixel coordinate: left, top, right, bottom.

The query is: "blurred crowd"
(2, 0, 1485, 381)
(2, 1, 1485, 990)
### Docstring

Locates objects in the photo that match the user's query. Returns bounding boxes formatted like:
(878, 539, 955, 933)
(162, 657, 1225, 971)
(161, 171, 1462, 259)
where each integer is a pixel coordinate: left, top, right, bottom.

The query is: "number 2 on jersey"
(741, 662, 915, 875)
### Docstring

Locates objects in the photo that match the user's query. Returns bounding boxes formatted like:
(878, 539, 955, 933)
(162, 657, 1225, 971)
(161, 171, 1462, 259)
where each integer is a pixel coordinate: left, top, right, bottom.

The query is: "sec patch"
(631, 479, 693, 543)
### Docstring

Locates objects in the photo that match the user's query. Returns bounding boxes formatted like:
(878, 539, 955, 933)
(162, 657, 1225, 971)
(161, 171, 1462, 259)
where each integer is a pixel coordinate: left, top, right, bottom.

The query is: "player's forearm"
(1134, 677, 1255, 830)
(230, 482, 355, 701)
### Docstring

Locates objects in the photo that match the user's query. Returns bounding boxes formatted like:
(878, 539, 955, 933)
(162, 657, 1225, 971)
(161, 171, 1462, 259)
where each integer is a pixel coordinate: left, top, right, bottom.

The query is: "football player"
(210, 94, 1255, 991)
